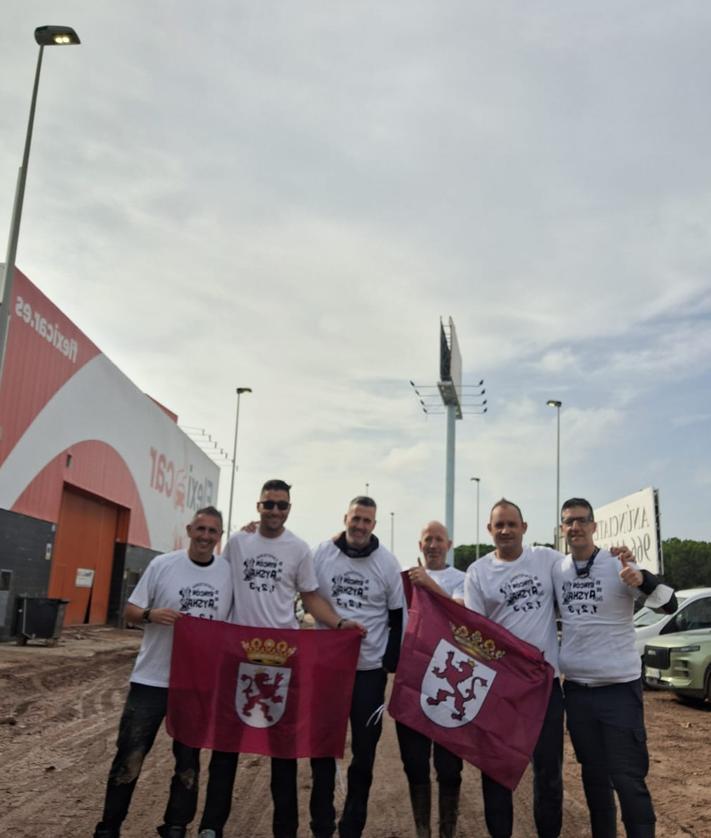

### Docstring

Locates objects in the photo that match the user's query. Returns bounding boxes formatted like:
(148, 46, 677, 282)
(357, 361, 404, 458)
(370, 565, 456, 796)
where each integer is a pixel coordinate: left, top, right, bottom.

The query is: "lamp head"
(35, 26, 81, 46)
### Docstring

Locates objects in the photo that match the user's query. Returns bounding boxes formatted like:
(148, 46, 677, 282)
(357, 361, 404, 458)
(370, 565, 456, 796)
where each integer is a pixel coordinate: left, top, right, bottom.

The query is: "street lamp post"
(227, 387, 252, 535)
(470, 476, 481, 559)
(546, 400, 562, 549)
(390, 511, 395, 553)
(0, 26, 81, 385)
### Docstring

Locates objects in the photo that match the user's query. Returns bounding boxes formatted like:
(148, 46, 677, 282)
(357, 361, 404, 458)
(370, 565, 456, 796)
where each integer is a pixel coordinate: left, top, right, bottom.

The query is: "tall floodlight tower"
(410, 318, 487, 562)
(438, 318, 463, 552)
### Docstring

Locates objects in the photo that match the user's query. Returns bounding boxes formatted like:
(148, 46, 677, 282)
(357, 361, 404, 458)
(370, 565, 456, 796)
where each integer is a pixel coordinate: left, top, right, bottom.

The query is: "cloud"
(2, 1, 710, 548)
(381, 442, 433, 472)
(533, 348, 580, 375)
(671, 412, 711, 429)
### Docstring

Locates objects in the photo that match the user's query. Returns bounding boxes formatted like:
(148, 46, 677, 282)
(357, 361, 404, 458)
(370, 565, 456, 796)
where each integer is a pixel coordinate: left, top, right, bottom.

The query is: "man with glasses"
(553, 498, 676, 838)
(309, 495, 405, 838)
(464, 499, 564, 838)
(212, 479, 363, 838)
(93, 506, 233, 838)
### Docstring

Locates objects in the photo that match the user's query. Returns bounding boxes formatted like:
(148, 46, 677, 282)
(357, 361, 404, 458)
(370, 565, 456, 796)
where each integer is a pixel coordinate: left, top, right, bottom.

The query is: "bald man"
(397, 521, 466, 838)
(408, 520, 465, 604)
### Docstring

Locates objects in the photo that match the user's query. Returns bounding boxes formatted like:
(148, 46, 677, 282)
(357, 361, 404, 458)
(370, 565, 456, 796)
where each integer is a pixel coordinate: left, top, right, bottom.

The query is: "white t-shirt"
(553, 548, 641, 685)
(313, 540, 404, 670)
(464, 545, 560, 676)
(427, 565, 465, 599)
(223, 528, 318, 629)
(128, 549, 233, 687)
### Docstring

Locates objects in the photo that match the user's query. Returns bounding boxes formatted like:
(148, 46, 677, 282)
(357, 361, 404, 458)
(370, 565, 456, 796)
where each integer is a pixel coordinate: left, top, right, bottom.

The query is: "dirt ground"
(0, 627, 709, 838)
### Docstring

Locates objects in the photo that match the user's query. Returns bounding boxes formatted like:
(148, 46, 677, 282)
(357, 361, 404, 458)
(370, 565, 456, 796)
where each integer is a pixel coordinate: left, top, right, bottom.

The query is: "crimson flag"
(389, 584, 553, 790)
(167, 616, 360, 758)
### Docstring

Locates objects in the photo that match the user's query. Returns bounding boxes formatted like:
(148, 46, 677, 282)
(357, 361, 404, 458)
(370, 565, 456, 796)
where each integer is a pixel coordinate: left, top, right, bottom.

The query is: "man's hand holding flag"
(389, 580, 554, 790)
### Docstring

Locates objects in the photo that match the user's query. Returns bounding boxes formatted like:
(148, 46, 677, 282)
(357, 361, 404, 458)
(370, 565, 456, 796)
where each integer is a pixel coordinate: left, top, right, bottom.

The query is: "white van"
(634, 587, 711, 656)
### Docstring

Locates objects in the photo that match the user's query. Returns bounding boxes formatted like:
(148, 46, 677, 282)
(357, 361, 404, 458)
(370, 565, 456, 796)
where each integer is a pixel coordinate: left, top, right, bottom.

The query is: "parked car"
(634, 587, 711, 656)
(643, 629, 711, 703)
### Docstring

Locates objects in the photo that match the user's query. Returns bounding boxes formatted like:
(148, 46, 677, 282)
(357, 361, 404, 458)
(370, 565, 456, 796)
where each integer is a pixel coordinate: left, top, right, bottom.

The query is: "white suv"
(634, 587, 711, 656)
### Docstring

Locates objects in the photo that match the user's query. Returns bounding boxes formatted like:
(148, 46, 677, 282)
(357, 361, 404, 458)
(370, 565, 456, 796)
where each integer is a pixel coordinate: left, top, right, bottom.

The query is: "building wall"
(0, 507, 160, 638)
(0, 509, 54, 640)
(108, 542, 160, 626)
(0, 268, 219, 635)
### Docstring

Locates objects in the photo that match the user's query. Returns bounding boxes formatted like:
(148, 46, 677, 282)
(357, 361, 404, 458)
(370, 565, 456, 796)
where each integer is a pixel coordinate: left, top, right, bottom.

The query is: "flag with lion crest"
(167, 616, 360, 758)
(389, 583, 553, 790)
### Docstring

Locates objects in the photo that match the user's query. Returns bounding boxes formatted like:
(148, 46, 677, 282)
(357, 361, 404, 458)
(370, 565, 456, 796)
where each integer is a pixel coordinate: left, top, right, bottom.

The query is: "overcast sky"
(3, 2, 710, 560)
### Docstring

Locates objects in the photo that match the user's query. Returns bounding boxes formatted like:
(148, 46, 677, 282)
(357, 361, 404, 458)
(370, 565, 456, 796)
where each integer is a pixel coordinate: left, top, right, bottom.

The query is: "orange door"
(48, 487, 120, 625)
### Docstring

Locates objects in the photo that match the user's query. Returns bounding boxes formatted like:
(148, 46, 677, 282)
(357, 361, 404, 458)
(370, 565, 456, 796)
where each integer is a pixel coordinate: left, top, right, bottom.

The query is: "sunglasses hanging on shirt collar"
(574, 547, 600, 578)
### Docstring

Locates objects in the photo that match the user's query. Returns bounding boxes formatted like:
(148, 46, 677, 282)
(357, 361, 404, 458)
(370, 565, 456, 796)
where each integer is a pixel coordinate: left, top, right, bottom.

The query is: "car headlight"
(675, 645, 701, 653)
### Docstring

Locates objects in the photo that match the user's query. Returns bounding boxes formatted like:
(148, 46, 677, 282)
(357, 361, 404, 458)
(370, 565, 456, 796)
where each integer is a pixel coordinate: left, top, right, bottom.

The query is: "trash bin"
(15, 596, 69, 646)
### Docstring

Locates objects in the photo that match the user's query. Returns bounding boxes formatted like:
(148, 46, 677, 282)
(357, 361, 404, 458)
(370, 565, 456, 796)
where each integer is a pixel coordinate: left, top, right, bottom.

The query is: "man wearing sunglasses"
(210, 479, 363, 838)
(553, 498, 676, 838)
(309, 495, 405, 838)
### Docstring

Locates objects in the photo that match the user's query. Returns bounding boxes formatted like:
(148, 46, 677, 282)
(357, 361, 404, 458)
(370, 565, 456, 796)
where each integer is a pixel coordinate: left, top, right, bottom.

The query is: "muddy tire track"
(1, 629, 709, 837)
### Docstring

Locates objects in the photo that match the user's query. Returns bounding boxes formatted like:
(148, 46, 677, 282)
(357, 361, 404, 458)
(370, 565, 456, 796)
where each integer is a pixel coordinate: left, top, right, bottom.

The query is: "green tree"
(454, 544, 494, 572)
(661, 539, 711, 590)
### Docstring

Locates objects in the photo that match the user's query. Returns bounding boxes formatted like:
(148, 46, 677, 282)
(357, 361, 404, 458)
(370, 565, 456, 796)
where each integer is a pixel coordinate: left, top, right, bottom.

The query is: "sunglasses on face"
(259, 500, 290, 511)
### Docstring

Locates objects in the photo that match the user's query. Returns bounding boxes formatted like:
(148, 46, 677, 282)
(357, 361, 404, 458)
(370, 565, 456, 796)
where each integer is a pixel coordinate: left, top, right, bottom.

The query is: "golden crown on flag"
(450, 623, 506, 662)
(241, 637, 296, 666)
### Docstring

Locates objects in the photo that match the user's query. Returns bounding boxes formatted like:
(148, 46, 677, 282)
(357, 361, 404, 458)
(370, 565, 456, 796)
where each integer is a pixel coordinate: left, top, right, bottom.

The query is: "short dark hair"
(261, 479, 291, 496)
(561, 497, 594, 521)
(194, 506, 223, 526)
(349, 495, 376, 509)
(490, 498, 524, 522)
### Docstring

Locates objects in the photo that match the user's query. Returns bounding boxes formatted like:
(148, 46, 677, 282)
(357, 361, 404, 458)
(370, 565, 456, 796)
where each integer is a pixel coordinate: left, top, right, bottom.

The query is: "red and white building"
(0, 268, 220, 636)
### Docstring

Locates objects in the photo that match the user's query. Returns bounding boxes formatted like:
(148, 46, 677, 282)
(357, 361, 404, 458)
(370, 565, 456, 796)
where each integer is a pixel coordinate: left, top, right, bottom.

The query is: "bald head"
(419, 521, 452, 570)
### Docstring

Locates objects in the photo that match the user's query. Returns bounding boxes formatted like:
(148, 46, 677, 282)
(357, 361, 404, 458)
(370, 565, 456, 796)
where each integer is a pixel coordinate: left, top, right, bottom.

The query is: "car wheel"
(705, 667, 711, 704)
(676, 693, 705, 707)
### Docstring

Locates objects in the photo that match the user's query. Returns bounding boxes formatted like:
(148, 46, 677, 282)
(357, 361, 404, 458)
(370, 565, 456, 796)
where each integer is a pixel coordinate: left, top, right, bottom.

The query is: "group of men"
(94, 484, 675, 838)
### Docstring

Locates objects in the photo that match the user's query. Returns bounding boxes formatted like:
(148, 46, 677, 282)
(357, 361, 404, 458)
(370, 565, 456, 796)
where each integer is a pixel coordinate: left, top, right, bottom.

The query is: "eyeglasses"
(561, 515, 593, 527)
(259, 500, 290, 511)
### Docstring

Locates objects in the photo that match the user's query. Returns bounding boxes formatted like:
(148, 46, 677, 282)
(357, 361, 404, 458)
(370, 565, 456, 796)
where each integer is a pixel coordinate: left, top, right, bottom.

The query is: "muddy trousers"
(94, 683, 238, 837)
(395, 721, 462, 836)
(564, 679, 655, 838)
(395, 720, 463, 787)
(185, 753, 305, 838)
(310, 668, 388, 838)
(269, 757, 337, 838)
(481, 679, 564, 838)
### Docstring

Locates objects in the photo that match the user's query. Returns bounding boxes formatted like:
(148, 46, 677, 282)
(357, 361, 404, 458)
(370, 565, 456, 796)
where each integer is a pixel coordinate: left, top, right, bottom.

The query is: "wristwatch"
(142, 608, 152, 624)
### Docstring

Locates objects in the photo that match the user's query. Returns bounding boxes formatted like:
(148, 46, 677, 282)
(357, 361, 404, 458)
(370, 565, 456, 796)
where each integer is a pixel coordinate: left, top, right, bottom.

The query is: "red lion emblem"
(426, 650, 488, 721)
(240, 671, 285, 722)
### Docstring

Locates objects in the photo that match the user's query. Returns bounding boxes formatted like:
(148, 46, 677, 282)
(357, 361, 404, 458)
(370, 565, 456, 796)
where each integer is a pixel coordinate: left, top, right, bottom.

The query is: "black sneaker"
(156, 826, 187, 838)
(94, 823, 120, 838)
